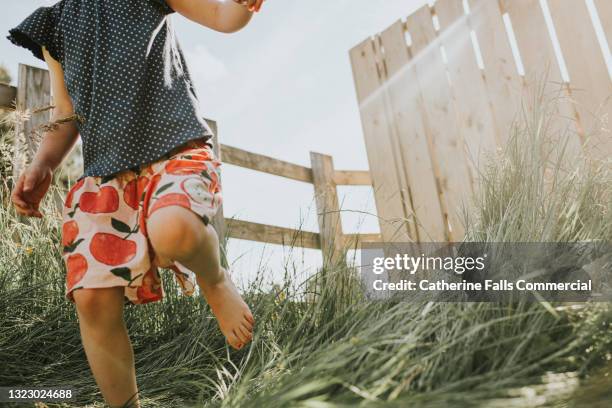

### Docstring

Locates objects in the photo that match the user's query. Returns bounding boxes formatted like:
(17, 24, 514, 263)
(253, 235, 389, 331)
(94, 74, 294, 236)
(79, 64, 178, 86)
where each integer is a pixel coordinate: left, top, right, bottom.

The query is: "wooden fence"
(350, 0, 612, 243)
(1, 64, 381, 265)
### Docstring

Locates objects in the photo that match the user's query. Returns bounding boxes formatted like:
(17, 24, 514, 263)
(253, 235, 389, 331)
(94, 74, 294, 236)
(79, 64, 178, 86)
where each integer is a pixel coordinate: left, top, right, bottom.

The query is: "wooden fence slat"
(220, 144, 313, 183)
(372, 33, 420, 241)
(501, 0, 583, 158)
(378, 20, 446, 242)
(224, 220, 380, 250)
(435, 0, 499, 182)
(225, 218, 321, 249)
(501, 0, 560, 82)
(372, 27, 422, 244)
(205, 119, 228, 243)
(468, 0, 522, 145)
(344, 233, 381, 243)
(548, 0, 612, 161)
(220, 144, 371, 186)
(406, 5, 473, 241)
(310, 152, 345, 266)
(332, 170, 371, 186)
(350, 39, 414, 243)
(594, 0, 612, 52)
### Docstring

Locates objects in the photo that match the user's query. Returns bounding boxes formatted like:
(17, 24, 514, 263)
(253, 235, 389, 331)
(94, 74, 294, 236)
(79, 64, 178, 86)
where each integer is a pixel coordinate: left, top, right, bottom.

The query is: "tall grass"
(0, 94, 610, 407)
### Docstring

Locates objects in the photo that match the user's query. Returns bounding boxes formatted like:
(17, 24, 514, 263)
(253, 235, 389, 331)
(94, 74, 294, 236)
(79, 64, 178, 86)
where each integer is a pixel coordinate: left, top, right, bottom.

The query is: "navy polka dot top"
(7, 0, 214, 178)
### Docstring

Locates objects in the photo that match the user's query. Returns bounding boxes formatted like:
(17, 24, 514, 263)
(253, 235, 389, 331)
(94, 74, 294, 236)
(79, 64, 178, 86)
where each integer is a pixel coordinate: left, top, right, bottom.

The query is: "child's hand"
(233, 0, 265, 13)
(11, 163, 54, 218)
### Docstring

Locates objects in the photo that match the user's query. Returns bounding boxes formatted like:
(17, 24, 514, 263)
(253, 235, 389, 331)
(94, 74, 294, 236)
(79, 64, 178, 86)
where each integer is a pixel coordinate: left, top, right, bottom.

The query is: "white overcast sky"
(2, 0, 428, 286)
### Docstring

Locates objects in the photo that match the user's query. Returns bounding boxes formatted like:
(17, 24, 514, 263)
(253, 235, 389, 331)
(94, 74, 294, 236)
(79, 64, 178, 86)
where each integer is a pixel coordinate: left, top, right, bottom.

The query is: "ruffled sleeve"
(7, 2, 64, 63)
(150, 0, 175, 15)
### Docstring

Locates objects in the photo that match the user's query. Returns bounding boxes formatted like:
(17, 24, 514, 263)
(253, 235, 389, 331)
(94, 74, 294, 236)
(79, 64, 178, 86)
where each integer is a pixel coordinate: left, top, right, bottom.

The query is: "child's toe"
(238, 326, 252, 342)
(245, 312, 255, 325)
(241, 318, 253, 331)
(227, 332, 242, 349)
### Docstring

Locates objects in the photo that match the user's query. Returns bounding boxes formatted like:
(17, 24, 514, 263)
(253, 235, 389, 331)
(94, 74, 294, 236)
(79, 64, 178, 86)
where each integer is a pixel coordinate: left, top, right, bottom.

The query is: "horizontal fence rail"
(1, 69, 380, 265)
(221, 144, 373, 186)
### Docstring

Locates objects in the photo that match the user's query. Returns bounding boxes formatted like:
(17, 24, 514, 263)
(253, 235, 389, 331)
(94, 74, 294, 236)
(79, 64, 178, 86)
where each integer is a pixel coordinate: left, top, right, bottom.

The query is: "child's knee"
(73, 287, 124, 322)
(147, 206, 205, 260)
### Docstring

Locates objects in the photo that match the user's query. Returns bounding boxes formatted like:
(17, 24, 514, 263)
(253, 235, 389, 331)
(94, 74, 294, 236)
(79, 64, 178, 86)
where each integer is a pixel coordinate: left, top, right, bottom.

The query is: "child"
(8, 0, 263, 406)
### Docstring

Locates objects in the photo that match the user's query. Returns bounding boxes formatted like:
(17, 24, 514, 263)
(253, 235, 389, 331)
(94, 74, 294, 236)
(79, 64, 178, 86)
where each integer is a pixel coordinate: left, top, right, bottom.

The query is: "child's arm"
(11, 47, 79, 218)
(167, 0, 264, 33)
(31, 48, 80, 171)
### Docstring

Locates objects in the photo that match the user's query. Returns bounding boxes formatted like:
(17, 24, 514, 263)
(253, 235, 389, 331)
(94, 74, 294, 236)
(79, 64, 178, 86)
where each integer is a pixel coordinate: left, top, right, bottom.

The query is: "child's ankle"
(200, 267, 227, 289)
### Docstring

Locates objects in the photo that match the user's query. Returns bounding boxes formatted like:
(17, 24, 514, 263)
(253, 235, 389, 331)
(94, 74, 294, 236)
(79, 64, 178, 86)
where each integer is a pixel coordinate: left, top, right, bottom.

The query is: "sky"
(1, 0, 429, 286)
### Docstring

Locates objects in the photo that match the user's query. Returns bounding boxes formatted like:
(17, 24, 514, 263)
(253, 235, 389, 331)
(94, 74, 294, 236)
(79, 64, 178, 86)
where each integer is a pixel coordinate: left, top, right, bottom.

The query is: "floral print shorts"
(61, 139, 222, 305)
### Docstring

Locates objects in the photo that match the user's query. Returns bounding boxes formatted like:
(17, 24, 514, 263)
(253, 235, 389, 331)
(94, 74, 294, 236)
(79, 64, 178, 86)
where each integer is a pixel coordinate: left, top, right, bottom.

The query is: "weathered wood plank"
(332, 170, 371, 186)
(378, 20, 446, 242)
(501, 0, 583, 159)
(406, 5, 472, 241)
(220, 143, 313, 183)
(435, 0, 499, 185)
(350, 38, 414, 242)
(344, 233, 381, 243)
(500, 0, 560, 82)
(310, 152, 345, 265)
(205, 119, 227, 243)
(594, 0, 612, 51)
(0, 83, 17, 110)
(225, 218, 321, 249)
(468, 0, 522, 145)
(548, 0, 612, 160)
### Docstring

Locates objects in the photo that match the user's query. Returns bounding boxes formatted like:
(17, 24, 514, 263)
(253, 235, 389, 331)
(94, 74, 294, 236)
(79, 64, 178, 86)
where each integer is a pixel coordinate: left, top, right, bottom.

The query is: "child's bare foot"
(201, 270, 254, 349)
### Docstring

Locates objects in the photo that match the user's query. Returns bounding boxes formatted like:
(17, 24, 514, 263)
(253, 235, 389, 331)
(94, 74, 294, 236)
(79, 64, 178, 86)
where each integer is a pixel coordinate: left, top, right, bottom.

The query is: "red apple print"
(66, 254, 88, 290)
(79, 186, 120, 214)
(165, 159, 208, 175)
(62, 220, 79, 246)
(137, 268, 163, 303)
(90, 232, 137, 266)
(137, 286, 162, 304)
(64, 178, 85, 208)
(149, 193, 191, 215)
(124, 176, 149, 210)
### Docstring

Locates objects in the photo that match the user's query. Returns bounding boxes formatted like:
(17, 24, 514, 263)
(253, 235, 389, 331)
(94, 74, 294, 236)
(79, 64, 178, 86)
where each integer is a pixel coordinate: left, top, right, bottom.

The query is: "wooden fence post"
(310, 152, 345, 267)
(13, 64, 51, 181)
(205, 119, 226, 244)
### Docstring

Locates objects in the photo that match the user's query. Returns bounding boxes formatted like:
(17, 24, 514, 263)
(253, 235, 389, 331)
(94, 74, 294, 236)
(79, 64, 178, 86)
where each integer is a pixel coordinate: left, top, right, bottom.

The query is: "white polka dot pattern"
(7, 0, 214, 178)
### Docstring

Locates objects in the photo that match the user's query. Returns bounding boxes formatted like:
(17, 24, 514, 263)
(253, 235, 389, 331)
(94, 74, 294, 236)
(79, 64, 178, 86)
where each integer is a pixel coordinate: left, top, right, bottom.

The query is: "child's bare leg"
(72, 288, 140, 408)
(147, 207, 254, 349)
